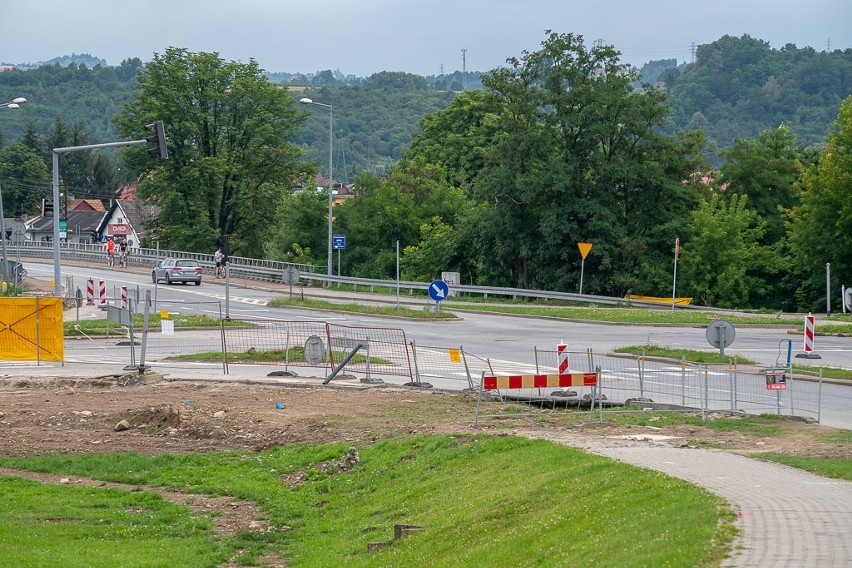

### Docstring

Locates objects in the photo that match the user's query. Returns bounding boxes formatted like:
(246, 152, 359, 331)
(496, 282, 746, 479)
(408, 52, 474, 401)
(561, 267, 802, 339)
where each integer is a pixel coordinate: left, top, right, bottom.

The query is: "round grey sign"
(706, 320, 736, 349)
(282, 267, 300, 285)
(304, 335, 325, 365)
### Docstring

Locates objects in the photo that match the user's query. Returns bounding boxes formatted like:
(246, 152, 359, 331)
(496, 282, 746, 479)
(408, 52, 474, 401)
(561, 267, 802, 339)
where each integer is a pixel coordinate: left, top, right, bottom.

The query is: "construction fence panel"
(326, 323, 412, 382)
(59, 299, 226, 371)
(702, 363, 821, 421)
(220, 320, 413, 381)
(129, 300, 224, 371)
(409, 342, 490, 390)
(590, 355, 821, 422)
(222, 319, 331, 376)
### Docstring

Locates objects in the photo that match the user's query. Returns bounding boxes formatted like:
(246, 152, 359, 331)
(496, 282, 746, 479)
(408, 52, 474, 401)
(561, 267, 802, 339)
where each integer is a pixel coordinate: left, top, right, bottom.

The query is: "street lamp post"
(299, 97, 333, 279)
(0, 98, 27, 284)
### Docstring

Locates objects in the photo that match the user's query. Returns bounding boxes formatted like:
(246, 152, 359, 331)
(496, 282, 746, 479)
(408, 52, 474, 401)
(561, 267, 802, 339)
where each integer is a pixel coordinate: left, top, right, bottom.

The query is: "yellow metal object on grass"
(625, 294, 693, 305)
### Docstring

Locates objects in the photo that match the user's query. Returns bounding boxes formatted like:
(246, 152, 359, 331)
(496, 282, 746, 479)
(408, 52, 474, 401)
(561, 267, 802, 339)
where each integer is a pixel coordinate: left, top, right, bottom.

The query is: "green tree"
(466, 31, 704, 294)
(680, 193, 780, 308)
(0, 142, 52, 216)
(265, 187, 326, 265)
(405, 89, 504, 187)
(719, 125, 803, 243)
(114, 48, 306, 254)
(334, 159, 467, 278)
(788, 96, 852, 311)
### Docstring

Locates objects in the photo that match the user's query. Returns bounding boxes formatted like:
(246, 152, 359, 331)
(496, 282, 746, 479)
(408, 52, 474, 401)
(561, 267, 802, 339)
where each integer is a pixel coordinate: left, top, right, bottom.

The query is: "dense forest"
(0, 34, 850, 312)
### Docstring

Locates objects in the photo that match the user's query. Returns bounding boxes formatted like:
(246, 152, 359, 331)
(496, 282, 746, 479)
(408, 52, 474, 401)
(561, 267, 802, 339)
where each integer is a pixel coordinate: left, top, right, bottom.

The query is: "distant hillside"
(660, 35, 852, 155)
(0, 36, 848, 177)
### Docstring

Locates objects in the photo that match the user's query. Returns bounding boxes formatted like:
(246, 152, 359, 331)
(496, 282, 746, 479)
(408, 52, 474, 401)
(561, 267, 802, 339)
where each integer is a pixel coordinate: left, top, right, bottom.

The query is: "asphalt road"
(20, 260, 852, 429)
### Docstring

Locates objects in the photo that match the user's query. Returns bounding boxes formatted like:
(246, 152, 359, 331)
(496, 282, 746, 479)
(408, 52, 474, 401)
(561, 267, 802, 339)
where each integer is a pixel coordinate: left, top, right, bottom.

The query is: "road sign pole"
(672, 237, 680, 316)
(579, 258, 585, 295)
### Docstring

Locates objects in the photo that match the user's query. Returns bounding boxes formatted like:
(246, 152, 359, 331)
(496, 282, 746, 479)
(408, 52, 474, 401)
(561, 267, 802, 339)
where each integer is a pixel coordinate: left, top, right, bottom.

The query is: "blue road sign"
(332, 234, 346, 250)
(428, 279, 449, 302)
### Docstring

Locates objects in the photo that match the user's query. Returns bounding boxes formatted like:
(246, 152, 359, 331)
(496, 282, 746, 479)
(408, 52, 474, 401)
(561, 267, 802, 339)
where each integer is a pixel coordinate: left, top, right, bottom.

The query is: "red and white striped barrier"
(483, 373, 597, 390)
(557, 342, 569, 374)
(86, 278, 95, 305)
(120, 286, 128, 310)
(98, 279, 106, 306)
(804, 314, 815, 353)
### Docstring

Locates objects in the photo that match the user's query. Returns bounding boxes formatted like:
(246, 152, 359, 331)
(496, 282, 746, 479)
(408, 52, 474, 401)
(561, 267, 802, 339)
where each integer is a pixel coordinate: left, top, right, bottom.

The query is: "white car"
(152, 258, 203, 285)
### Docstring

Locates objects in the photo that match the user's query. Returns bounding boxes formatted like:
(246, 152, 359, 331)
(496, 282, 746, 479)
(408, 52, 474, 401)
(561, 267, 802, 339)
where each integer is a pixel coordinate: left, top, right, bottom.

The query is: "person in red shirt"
(106, 237, 115, 266)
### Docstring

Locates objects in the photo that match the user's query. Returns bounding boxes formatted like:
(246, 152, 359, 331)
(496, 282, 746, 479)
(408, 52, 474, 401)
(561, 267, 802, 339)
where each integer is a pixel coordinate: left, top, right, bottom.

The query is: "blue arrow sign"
(428, 279, 449, 302)
(332, 235, 346, 250)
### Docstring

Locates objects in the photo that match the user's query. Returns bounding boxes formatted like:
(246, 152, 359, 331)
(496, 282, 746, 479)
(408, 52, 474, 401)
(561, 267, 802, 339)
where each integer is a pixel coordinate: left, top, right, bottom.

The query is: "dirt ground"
(0, 373, 847, 459)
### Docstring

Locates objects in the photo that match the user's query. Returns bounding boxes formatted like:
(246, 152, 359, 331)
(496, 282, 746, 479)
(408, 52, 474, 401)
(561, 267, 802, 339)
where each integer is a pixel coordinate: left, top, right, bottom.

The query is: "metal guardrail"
(10, 241, 722, 310)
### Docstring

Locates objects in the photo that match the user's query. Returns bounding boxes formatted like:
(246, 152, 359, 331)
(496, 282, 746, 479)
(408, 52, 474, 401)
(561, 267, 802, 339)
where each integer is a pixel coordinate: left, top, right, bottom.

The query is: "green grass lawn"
(444, 303, 811, 326)
(268, 296, 458, 319)
(64, 314, 249, 337)
(754, 454, 852, 480)
(613, 345, 757, 364)
(0, 477, 226, 567)
(0, 435, 734, 567)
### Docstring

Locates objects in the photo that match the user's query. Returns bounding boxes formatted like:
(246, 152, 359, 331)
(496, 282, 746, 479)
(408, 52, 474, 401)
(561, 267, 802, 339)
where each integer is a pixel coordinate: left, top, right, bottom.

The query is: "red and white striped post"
(804, 313, 815, 353)
(557, 342, 569, 375)
(98, 280, 106, 306)
(120, 286, 128, 310)
(86, 278, 95, 305)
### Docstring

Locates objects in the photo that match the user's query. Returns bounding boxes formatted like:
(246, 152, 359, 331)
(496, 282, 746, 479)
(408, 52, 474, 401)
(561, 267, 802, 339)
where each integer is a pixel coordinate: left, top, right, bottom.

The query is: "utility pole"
(690, 42, 697, 63)
(461, 48, 467, 73)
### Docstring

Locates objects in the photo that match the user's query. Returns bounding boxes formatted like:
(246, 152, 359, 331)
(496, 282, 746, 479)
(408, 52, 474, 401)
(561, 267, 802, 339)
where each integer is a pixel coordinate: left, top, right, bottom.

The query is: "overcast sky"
(3, 1, 850, 76)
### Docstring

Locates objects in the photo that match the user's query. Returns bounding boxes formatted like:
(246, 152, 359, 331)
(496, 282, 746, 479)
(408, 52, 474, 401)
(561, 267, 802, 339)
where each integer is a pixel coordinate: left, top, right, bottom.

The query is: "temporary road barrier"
(804, 314, 815, 353)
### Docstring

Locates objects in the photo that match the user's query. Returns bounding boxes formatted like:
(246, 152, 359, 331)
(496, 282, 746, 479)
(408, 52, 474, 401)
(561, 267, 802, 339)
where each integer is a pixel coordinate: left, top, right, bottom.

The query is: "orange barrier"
(483, 372, 597, 390)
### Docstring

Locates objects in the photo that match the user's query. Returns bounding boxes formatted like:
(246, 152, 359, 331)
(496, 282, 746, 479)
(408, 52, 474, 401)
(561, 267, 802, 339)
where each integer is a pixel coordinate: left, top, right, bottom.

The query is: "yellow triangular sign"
(578, 242, 593, 260)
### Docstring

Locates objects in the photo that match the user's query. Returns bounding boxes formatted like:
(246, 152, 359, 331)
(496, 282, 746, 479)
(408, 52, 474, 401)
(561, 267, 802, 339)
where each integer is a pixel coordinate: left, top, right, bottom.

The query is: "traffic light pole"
(50, 138, 150, 296)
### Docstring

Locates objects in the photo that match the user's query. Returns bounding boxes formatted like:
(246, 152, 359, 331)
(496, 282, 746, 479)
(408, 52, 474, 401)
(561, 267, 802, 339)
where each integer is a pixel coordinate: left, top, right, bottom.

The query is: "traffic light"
(144, 120, 168, 160)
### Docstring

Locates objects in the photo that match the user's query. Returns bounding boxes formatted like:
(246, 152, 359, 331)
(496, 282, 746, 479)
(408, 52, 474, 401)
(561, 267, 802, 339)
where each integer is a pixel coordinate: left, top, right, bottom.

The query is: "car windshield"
(175, 260, 199, 268)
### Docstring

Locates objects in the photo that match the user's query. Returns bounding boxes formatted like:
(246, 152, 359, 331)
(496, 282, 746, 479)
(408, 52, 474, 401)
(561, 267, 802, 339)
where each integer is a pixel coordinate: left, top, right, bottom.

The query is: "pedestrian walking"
(214, 247, 224, 278)
(106, 237, 115, 267)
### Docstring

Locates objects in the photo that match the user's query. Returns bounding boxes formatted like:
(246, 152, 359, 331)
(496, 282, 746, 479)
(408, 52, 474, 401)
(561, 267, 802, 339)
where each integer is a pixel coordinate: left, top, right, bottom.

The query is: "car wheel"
(152, 271, 158, 284)
(165, 273, 172, 285)
(194, 280, 201, 286)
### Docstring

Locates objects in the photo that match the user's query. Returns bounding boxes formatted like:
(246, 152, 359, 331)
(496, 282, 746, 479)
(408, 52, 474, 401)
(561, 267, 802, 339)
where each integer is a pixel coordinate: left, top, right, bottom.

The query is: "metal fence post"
(365, 336, 371, 381)
(138, 290, 151, 373)
(460, 345, 476, 390)
(409, 340, 421, 385)
(702, 365, 708, 422)
(788, 361, 795, 417)
(473, 371, 486, 428)
(729, 359, 736, 410)
(218, 301, 227, 374)
(637, 352, 645, 399)
(817, 368, 823, 424)
(680, 356, 686, 406)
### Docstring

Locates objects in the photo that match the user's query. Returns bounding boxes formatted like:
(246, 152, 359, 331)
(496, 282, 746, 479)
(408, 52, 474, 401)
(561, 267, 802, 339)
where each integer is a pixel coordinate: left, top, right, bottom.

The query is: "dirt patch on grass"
(0, 375, 847, 459)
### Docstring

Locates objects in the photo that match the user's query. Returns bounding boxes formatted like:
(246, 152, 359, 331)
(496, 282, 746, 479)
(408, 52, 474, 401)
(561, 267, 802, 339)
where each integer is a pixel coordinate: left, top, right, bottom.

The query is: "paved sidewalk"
(572, 442, 852, 567)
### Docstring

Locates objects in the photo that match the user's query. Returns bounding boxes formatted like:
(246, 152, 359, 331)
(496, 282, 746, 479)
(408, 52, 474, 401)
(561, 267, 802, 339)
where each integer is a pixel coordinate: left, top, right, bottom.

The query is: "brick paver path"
(582, 442, 852, 567)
